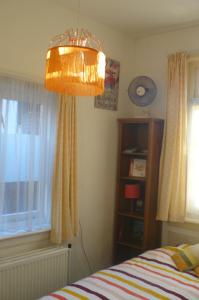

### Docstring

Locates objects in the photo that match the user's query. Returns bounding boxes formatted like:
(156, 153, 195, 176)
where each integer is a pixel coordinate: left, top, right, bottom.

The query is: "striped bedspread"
(40, 247, 199, 300)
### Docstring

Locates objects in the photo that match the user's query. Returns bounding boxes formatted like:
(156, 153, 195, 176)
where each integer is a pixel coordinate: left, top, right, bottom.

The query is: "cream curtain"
(50, 95, 78, 244)
(157, 52, 187, 222)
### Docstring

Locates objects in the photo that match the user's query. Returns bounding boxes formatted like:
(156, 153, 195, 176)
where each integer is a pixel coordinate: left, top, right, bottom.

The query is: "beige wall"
(0, 0, 135, 282)
(128, 26, 199, 246)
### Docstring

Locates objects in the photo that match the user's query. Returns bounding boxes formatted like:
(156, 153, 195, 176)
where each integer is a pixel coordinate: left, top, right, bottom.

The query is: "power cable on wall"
(79, 220, 93, 274)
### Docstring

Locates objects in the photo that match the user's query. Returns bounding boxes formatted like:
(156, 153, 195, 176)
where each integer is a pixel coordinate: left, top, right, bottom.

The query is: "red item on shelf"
(124, 184, 140, 199)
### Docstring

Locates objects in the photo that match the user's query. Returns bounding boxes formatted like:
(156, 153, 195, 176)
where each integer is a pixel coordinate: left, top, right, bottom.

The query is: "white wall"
(0, 0, 135, 282)
(128, 25, 199, 246)
(124, 25, 199, 118)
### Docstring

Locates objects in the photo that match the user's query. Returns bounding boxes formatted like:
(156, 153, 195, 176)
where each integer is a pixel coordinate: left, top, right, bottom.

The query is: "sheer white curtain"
(187, 61, 199, 222)
(0, 76, 57, 237)
(186, 102, 199, 222)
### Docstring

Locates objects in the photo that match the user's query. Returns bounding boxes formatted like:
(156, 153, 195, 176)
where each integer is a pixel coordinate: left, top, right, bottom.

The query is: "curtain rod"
(187, 54, 199, 63)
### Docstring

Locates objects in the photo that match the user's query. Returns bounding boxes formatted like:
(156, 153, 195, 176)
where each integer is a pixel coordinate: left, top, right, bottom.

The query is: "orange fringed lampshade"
(45, 29, 106, 96)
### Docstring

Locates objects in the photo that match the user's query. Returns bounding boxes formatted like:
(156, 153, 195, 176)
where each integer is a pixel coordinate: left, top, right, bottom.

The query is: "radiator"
(0, 246, 71, 300)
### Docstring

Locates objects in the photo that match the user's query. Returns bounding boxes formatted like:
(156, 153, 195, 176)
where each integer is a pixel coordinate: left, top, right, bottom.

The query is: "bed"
(40, 247, 199, 300)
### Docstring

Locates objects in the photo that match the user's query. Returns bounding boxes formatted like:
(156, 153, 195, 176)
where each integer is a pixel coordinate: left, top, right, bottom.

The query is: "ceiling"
(57, 0, 199, 38)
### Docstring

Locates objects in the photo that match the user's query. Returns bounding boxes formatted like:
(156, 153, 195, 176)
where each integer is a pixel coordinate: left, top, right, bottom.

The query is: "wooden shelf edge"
(117, 241, 143, 250)
(120, 176, 146, 181)
(117, 118, 164, 124)
(121, 152, 148, 157)
(118, 211, 144, 220)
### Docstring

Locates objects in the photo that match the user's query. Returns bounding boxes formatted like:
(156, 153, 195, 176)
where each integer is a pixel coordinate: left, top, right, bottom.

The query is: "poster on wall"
(94, 57, 120, 111)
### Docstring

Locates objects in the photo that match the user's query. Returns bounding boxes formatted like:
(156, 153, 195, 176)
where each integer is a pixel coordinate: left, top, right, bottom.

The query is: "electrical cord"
(79, 220, 93, 274)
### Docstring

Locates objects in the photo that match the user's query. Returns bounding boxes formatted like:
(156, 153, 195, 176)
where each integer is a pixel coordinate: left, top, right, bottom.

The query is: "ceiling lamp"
(45, 28, 106, 96)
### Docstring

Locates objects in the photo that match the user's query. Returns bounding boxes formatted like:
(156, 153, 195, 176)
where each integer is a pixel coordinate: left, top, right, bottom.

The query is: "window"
(186, 61, 199, 222)
(0, 76, 57, 238)
(186, 100, 199, 222)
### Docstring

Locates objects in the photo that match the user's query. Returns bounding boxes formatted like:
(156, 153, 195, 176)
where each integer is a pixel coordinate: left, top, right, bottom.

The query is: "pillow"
(171, 243, 199, 272)
(164, 244, 189, 252)
(194, 265, 199, 277)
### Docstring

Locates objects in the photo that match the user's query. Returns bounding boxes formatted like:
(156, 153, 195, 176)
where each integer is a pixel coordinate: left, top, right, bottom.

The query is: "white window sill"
(0, 230, 53, 258)
(0, 227, 51, 241)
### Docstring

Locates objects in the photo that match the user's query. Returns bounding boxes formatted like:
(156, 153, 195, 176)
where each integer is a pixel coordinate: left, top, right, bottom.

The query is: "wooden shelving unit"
(114, 118, 164, 263)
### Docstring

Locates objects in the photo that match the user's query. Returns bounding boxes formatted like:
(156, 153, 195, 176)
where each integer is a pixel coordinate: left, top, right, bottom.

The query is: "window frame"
(0, 77, 57, 240)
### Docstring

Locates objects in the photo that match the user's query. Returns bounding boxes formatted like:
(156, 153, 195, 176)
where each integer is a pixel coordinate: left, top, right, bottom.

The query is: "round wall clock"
(128, 76, 157, 106)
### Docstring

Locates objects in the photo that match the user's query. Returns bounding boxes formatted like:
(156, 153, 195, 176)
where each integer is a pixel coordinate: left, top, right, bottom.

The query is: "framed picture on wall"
(94, 57, 120, 111)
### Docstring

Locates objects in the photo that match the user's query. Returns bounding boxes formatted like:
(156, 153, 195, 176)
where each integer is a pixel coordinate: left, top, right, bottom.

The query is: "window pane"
(186, 103, 199, 222)
(3, 182, 37, 214)
(17, 101, 41, 135)
(0, 77, 57, 238)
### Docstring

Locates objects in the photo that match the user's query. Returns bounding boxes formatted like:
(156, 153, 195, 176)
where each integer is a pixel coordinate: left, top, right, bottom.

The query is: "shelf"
(122, 152, 148, 158)
(117, 241, 143, 250)
(118, 211, 144, 220)
(120, 176, 146, 182)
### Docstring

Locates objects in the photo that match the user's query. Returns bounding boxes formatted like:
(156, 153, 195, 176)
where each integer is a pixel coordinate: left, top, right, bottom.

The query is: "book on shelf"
(131, 220, 144, 241)
(129, 159, 146, 177)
